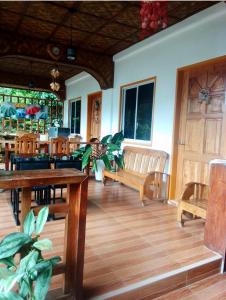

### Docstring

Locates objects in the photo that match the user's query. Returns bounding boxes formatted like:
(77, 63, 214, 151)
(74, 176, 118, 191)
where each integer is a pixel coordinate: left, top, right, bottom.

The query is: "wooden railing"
(0, 93, 63, 133)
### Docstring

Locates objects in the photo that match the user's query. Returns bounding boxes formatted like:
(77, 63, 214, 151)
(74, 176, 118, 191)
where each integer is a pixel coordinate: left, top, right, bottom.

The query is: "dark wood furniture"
(177, 182, 208, 226)
(14, 133, 37, 154)
(204, 161, 226, 259)
(103, 146, 169, 205)
(50, 136, 69, 156)
(0, 168, 88, 299)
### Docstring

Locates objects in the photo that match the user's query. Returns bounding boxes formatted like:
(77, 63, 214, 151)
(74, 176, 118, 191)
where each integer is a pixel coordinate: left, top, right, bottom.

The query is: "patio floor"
(0, 178, 221, 299)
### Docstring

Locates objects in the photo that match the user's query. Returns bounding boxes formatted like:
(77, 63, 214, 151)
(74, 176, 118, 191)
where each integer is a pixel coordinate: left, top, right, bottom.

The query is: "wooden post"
(63, 178, 88, 299)
(204, 162, 226, 257)
(20, 187, 32, 230)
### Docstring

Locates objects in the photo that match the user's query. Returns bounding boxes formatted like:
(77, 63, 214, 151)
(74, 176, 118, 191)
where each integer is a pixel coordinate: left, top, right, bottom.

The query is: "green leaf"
(29, 256, 61, 280)
(101, 154, 111, 171)
(0, 291, 23, 300)
(18, 250, 39, 274)
(82, 146, 92, 170)
(49, 256, 61, 266)
(111, 131, 124, 145)
(92, 158, 97, 172)
(23, 210, 35, 236)
(0, 268, 24, 293)
(0, 257, 16, 269)
(33, 239, 52, 251)
(0, 233, 32, 259)
(34, 266, 52, 300)
(35, 207, 49, 235)
(100, 134, 112, 145)
(0, 267, 14, 280)
(29, 260, 51, 277)
(115, 155, 124, 169)
(19, 276, 31, 299)
(107, 143, 121, 152)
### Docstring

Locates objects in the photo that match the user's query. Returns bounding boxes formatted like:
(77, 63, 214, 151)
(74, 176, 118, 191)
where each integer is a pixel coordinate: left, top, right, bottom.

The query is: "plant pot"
(95, 159, 105, 181)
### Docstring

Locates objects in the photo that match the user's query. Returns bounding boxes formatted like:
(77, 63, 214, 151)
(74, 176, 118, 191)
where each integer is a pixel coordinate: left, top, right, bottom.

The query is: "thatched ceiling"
(0, 1, 216, 97)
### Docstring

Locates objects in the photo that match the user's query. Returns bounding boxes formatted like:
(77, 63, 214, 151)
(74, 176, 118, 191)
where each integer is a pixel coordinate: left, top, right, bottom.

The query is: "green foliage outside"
(0, 87, 58, 101)
(0, 87, 63, 133)
(0, 207, 61, 300)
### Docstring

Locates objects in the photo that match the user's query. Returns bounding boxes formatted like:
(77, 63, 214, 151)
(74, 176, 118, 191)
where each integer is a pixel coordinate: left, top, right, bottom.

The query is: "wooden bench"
(177, 182, 208, 226)
(103, 146, 169, 205)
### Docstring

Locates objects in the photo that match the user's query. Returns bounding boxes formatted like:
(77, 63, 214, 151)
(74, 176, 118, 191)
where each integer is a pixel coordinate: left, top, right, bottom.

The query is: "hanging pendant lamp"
(67, 8, 76, 61)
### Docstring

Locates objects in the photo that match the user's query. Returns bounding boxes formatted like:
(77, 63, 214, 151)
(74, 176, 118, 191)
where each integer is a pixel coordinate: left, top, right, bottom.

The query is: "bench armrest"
(144, 171, 169, 201)
(180, 182, 208, 201)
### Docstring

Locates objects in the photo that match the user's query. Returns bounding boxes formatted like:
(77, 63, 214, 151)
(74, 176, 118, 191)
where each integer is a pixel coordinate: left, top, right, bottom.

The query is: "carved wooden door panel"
(87, 92, 102, 141)
(175, 64, 226, 199)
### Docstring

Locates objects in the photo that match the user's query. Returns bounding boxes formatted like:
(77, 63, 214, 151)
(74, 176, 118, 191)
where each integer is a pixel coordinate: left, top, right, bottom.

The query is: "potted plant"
(73, 131, 124, 181)
(0, 207, 61, 300)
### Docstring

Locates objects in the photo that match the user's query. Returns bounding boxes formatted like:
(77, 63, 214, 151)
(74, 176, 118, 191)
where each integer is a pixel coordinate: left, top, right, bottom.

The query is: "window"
(121, 79, 155, 141)
(69, 98, 81, 134)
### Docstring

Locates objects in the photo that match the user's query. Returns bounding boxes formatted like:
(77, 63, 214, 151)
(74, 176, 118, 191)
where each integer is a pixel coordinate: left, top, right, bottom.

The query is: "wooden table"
(0, 168, 88, 299)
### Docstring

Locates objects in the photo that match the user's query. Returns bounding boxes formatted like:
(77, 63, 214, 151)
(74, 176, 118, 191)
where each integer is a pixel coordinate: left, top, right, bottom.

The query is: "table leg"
(5, 143, 9, 171)
(63, 179, 88, 299)
(20, 187, 32, 231)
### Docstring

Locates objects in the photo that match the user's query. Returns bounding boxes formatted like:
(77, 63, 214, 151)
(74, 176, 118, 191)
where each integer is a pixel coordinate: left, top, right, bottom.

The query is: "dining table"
(0, 168, 88, 299)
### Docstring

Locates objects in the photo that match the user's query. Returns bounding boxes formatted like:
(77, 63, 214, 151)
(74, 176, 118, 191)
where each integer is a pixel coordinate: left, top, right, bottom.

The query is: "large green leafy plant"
(73, 131, 124, 172)
(0, 207, 61, 300)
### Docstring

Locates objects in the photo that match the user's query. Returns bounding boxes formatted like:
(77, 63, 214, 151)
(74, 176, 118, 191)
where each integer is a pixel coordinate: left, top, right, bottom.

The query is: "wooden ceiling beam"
(0, 32, 114, 89)
(14, 2, 30, 34)
(0, 70, 65, 100)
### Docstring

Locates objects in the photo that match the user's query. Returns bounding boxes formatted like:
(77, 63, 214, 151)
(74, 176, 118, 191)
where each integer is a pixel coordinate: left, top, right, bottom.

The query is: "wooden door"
(174, 62, 226, 199)
(87, 91, 102, 141)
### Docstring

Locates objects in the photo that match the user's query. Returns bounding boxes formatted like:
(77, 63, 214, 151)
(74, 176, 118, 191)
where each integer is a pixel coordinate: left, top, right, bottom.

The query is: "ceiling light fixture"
(28, 61, 35, 89)
(67, 8, 76, 61)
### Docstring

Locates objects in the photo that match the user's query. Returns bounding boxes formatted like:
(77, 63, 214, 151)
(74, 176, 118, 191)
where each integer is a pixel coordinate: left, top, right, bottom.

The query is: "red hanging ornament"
(140, 1, 168, 39)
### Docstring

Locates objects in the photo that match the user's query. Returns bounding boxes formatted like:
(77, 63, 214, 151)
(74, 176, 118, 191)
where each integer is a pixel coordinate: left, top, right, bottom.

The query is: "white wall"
(65, 72, 99, 140)
(64, 72, 113, 140)
(113, 3, 226, 156)
(64, 3, 226, 163)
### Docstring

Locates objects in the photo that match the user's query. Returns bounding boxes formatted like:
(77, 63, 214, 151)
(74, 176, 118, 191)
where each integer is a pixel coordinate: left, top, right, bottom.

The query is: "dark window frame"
(69, 97, 81, 134)
(120, 78, 156, 143)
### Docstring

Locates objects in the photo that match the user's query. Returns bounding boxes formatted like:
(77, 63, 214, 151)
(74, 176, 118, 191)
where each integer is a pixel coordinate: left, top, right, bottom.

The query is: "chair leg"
(139, 189, 145, 206)
(177, 203, 184, 227)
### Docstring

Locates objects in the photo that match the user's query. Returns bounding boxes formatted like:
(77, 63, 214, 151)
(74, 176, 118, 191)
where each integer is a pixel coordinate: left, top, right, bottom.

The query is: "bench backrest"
(123, 146, 168, 176)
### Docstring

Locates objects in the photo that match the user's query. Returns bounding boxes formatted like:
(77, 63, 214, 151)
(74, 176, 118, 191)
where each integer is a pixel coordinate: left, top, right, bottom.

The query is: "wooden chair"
(50, 136, 69, 156)
(177, 182, 208, 226)
(69, 135, 82, 153)
(14, 133, 37, 154)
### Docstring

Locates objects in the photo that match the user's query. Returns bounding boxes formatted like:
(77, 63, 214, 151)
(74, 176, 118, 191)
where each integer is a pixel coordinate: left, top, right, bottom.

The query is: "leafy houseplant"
(73, 131, 124, 173)
(0, 207, 61, 300)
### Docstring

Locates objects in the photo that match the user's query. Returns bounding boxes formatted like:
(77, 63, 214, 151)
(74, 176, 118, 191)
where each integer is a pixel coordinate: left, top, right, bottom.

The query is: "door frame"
(86, 91, 102, 141)
(170, 54, 226, 199)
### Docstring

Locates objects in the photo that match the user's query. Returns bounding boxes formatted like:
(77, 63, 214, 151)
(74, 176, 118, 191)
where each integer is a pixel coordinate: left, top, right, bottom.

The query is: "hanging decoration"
(50, 67, 60, 92)
(140, 1, 168, 39)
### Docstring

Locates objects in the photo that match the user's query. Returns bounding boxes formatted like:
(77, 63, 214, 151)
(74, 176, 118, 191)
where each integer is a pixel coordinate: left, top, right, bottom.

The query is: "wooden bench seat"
(103, 146, 169, 205)
(177, 182, 208, 226)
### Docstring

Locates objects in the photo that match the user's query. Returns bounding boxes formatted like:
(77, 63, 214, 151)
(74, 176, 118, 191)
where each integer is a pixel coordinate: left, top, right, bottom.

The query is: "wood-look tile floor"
(156, 274, 226, 300)
(0, 179, 221, 299)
